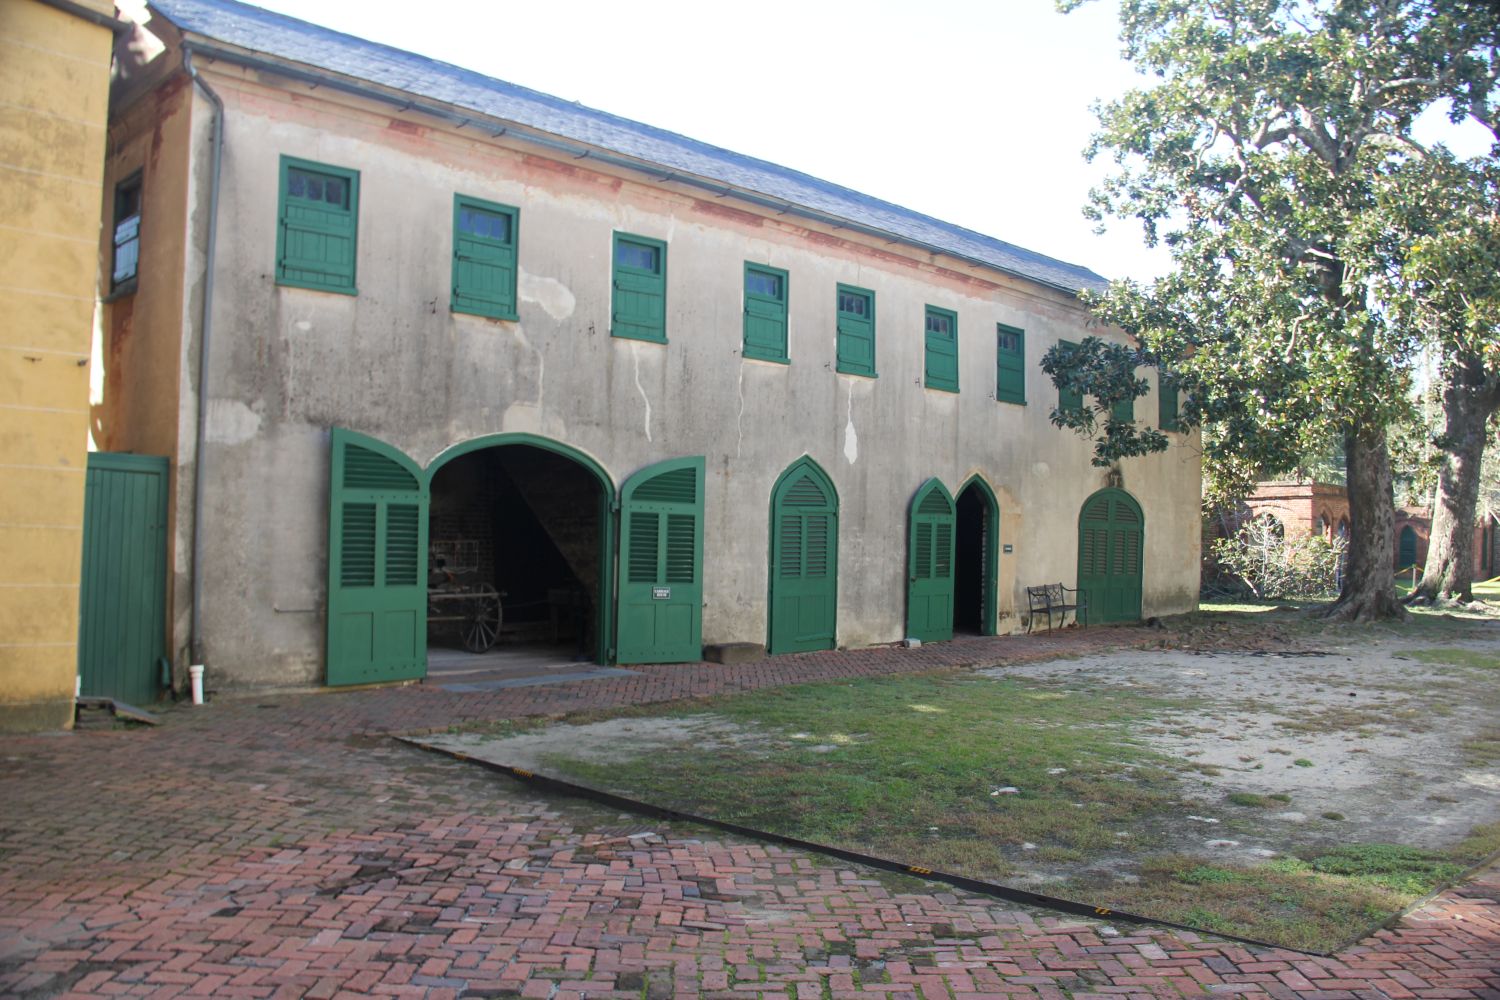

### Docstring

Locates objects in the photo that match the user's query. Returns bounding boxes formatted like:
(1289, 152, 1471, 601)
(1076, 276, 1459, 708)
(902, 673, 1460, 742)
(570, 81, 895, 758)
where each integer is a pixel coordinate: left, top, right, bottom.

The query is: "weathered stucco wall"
(160, 63, 1200, 688)
(0, 0, 115, 731)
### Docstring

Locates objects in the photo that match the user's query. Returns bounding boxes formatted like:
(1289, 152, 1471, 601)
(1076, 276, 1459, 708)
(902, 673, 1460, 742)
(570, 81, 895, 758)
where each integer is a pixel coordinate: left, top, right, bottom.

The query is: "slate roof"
(147, 0, 1110, 295)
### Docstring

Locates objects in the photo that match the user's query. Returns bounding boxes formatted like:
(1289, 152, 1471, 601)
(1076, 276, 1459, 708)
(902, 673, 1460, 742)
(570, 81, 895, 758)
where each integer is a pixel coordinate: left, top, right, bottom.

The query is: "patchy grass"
(1405, 647, 1500, 671)
(539, 674, 1184, 867)
(474, 667, 1497, 954)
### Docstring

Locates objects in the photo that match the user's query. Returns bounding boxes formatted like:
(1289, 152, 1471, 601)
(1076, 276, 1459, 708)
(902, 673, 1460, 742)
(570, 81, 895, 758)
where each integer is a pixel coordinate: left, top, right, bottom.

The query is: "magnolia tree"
(1053, 0, 1500, 620)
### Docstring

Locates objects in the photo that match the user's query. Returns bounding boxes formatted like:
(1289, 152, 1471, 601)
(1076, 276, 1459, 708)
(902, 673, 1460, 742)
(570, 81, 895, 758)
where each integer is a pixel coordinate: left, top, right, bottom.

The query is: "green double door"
(1078, 488, 1144, 623)
(768, 459, 838, 654)
(907, 479, 956, 642)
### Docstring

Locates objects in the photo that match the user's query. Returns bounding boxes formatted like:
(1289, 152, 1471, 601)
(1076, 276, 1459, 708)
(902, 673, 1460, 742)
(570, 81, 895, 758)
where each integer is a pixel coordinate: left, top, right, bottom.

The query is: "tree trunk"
(1319, 423, 1406, 621)
(1409, 368, 1500, 604)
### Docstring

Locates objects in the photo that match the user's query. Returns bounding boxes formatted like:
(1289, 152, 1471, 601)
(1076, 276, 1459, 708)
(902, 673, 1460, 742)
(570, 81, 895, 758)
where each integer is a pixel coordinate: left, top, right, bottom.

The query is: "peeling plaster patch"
(293, 320, 312, 333)
(205, 399, 261, 445)
(632, 343, 653, 442)
(843, 391, 858, 465)
(518, 270, 576, 320)
(509, 324, 544, 413)
(1031, 461, 1051, 480)
(735, 364, 746, 459)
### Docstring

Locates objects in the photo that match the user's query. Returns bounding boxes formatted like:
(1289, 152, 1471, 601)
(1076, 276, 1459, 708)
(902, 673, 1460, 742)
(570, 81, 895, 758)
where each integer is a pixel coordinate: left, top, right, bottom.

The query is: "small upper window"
(995, 324, 1025, 404)
(612, 233, 667, 342)
(743, 262, 789, 363)
(276, 155, 360, 295)
(452, 195, 519, 320)
(923, 305, 958, 393)
(835, 284, 877, 376)
(111, 174, 142, 291)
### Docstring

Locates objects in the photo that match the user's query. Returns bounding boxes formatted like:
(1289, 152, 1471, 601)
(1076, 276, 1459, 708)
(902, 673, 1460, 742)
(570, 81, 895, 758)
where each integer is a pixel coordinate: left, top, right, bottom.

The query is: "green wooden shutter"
(1158, 372, 1180, 431)
(924, 306, 958, 392)
(1111, 396, 1134, 423)
(835, 284, 877, 376)
(1077, 488, 1143, 624)
(78, 453, 169, 706)
(327, 428, 428, 686)
(616, 456, 704, 663)
(1058, 339, 1083, 415)
(277, 156, 359, 294)
(452, 195, 518, 319)
(743, 263, 789, 363)
(906, 479, 956, 642)
(768, 458, 838, 654)
(612, 233, 667, 342)
(996, 324, 1025, 404)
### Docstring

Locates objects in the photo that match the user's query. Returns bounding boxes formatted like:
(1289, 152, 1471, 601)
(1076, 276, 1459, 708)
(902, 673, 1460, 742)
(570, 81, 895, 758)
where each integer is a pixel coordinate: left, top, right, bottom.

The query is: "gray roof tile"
(149, 0, 1109, 294)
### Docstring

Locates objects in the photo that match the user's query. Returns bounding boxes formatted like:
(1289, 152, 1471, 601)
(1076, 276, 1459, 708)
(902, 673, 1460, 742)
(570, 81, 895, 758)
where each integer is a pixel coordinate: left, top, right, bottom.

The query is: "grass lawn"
(449, 636, 1500, 953)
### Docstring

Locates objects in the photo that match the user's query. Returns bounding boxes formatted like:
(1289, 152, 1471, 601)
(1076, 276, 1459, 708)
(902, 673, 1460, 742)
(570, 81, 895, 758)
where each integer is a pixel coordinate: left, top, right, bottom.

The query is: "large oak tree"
(1055, 0, 1500, 620)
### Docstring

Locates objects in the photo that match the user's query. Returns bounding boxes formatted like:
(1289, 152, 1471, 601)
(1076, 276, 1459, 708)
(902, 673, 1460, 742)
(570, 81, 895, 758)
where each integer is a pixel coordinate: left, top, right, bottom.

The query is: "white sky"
(239, 0, 1493, 285)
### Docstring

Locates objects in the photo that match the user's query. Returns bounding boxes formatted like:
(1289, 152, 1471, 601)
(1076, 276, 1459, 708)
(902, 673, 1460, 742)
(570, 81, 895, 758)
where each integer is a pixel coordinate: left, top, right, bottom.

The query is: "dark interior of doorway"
(954, 484, 986, 634)
(427, 446, 601, 670)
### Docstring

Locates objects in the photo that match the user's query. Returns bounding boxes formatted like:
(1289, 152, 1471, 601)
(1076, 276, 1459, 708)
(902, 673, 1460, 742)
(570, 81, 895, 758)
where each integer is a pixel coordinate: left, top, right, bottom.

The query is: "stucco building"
(95, 0, 1202, 696)
(0, 0, 126, 732)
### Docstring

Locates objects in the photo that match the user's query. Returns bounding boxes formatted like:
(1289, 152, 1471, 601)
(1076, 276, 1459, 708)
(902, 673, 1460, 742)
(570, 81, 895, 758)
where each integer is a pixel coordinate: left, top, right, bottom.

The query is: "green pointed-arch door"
(617, 456, 705, 663)
(907, 478, 956, 642)
(769, 458, 838, 654)
(327, 428, 428, 686)
(1398, 526, 1417, 569)
(1078, 488, 1143, 624)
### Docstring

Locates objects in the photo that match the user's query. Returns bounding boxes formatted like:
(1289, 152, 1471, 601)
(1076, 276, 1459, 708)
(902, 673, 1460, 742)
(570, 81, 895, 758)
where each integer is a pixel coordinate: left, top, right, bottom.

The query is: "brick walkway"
(2, 629, 1497, 999)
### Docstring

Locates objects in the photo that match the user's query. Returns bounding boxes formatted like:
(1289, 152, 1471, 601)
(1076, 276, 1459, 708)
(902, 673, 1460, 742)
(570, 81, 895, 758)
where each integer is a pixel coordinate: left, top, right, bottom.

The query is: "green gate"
(1078, 488, 1143, 623)
(768, 457, 838, 654)
(326, 428, 428, 686)
(907, 478, 956, 642)
(616, 456, 705, 663)
(78, 453, 169, 705)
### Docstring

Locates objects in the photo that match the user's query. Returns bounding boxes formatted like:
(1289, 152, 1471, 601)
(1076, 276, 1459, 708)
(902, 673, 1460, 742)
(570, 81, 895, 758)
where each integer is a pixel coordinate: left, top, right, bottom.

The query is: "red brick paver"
(2, 629, 1497, 998)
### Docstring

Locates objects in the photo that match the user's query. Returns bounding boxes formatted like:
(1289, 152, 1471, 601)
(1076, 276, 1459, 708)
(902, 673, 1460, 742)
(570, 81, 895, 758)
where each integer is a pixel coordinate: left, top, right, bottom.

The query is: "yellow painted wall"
(0, 0, 116, 731)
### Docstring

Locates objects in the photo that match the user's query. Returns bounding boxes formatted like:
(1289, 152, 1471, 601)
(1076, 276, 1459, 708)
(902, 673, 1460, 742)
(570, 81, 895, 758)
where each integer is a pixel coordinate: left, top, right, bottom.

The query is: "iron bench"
(1026, 583, 1087, 633)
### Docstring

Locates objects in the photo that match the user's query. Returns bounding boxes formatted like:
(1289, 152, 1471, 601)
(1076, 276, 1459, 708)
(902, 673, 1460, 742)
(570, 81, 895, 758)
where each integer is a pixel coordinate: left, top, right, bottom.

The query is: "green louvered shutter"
(769, 459, 838, 653)
(1158, 372, 1180, 431)
(924, 306, 958, 392)
(452, 195, 518, 319)
(612, 233, 667, 342)
(1111, 396, 1134, 423)
(996, 324, 1025, 404)
(906, 478, 956, 642)
(616, 456, 704, 663)
(743, 263, 789, 362)
(1077, 488, 1143, 624)
(327, 428, 428, 685)
(277, 157, 359, 294)
(835, 284, 876, 376)
(1057, 340, 1084, 416)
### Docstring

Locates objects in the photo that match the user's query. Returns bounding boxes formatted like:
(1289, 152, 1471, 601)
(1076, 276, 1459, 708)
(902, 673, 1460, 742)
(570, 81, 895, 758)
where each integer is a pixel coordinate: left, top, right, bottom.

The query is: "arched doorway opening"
(1078, 487, 1143, 623)
(954, 476, 998, 635)
(1398, 525, 1418, 570)
(426, 435, 614, 667)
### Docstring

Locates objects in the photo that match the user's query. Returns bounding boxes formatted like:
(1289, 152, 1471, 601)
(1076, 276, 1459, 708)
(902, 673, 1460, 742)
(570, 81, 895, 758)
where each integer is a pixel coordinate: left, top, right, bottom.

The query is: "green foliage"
(1040, 337, 1170, 466)
(1211, 514, 1344, 598)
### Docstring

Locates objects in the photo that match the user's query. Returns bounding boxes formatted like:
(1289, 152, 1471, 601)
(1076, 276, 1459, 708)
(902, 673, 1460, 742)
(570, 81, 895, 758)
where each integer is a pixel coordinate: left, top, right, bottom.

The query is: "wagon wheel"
(462, 585, 502, 653)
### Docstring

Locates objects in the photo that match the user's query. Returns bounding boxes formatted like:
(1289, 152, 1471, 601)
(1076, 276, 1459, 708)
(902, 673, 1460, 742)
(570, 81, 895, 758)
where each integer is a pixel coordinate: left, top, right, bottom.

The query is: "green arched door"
(1398, 526, 1417, 569)
(769, 458, 838, 654)
(907, 478, 956, 642)
(1078, 488, 1143, 624)
(327, 428, 429, 686)
(616, 456, 705, 664)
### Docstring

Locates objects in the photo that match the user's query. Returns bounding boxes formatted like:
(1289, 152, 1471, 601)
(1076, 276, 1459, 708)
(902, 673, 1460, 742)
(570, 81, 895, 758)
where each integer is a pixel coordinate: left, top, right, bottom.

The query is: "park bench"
(1026, 583, 1088, 634)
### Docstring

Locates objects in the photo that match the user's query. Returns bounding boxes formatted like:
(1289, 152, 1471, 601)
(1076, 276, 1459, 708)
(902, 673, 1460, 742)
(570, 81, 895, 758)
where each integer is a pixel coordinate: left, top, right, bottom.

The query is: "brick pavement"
(1, 628, 1497, 998)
